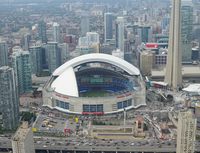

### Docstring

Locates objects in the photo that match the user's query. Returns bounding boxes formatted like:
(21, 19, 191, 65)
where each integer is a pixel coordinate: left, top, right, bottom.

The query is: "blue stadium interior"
(75, 66, 136, 97)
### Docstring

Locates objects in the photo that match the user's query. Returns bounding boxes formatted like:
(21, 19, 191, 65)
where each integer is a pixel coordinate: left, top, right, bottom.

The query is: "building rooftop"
(183, 84, 200, 94)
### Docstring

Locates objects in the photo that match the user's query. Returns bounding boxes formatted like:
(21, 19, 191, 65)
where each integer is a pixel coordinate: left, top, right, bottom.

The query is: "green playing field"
(80, 90, 109, 97)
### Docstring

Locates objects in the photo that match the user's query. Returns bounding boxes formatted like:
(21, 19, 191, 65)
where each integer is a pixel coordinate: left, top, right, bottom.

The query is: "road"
(0, 136, 200, 152)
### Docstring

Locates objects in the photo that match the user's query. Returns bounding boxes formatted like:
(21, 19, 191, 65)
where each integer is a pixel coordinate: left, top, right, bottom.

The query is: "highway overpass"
(0, 144, 200, 153)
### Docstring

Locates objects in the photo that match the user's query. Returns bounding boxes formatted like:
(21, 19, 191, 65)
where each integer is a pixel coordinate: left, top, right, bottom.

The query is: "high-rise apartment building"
(22, 34, 31, 51)
(104, 13, 114, 43)
(0, 66, 19, 130)
(11, 51, 32, 94)
(176, 110, 197, 153)
(77, 32, 100, 54)
(165, 0, 182, 90)
(58, 43, 69, 64)
(0, 41, 8, 67)
(46, 42, 61, 74)
(12, 122, 35, 153)
(137, 26, 152, 43)
(29, 46, 45, 76)
(181, 1, 193, 62)
(115, 17, 125, 52)
(53, 22, 61, 43)
(38, 21, 47, 43)
(161, 14, 170, 33)
(78, 32, 100, 46)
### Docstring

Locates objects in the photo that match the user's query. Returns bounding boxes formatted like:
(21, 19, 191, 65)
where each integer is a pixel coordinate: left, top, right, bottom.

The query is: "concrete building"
(46, 42, 61, 74)
(176, 110, 196, 153)
(0, 66, 19, 130)
(115, 17, 125, 52)
(164, 0, 182, 90)
(181, 0, 193, 62)
(112, 49, 124, 59)
(29, 45, 46, 76)
(53, 22, 61, 43)
(104, 13, 114, 43)
(12, 122, 35, 153)
(139, 50, 154, 76)
(0, 41, 8, 67)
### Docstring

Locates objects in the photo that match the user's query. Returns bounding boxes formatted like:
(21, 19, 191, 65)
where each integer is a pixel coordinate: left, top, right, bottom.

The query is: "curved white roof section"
(53, 53, 140, 76)
(51, 67, 79, 97)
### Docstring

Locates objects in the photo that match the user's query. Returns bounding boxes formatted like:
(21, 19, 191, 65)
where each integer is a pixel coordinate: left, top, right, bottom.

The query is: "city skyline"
(0, 0, 199, 152)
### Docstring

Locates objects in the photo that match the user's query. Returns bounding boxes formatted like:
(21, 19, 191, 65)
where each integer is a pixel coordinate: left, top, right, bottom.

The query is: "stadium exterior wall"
(42, 88, 146, 114)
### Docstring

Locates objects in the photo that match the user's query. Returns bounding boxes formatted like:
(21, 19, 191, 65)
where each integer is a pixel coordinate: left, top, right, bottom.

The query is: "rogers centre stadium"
(43, 53, 146, 115)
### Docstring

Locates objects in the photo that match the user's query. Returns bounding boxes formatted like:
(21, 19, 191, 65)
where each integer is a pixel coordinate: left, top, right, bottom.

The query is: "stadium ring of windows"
(43, 54, 146, 115)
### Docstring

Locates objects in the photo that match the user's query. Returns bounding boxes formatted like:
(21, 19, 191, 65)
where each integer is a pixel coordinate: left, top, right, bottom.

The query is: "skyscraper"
(104, 13, 113, 43)
(115, 17, 125, 52)
(181, 1, 193, 62)
(0, 41, 8, 67)
(29, 45, 45, 76)
(138, 26, 152, 43)
(176, 110, 197, 153)
(0, 66, 19, 130)
(53, 22, 61, 43)
(11, 51, 32, 94)
(58, 43, 69, 64)
(22, 34, 31, 51)
(46, 42, 61, 74)
(12, 122, 35, 153)
(165, 0, 182, 90)
(38, 21, 47, 43)
(81, 15, 90, 36)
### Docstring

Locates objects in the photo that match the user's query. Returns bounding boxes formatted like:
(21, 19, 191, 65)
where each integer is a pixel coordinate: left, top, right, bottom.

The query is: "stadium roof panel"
(53, 53, 140, 76)
(51, 67, 79, 97)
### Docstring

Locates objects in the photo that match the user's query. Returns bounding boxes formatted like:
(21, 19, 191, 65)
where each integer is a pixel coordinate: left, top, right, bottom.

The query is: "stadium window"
(117, 102, 123, 109)
(83, 104, 90, 112)
(64, 102, 69, 109)
(56, 100, 69, 110)
(90, 105, 97, 112)
(123, 101, 127, 108)
(97, 104, 103, 112)
(127, 99, 132, 106)
(56, 101, 59, 107)
(60, 101, 65, 108)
